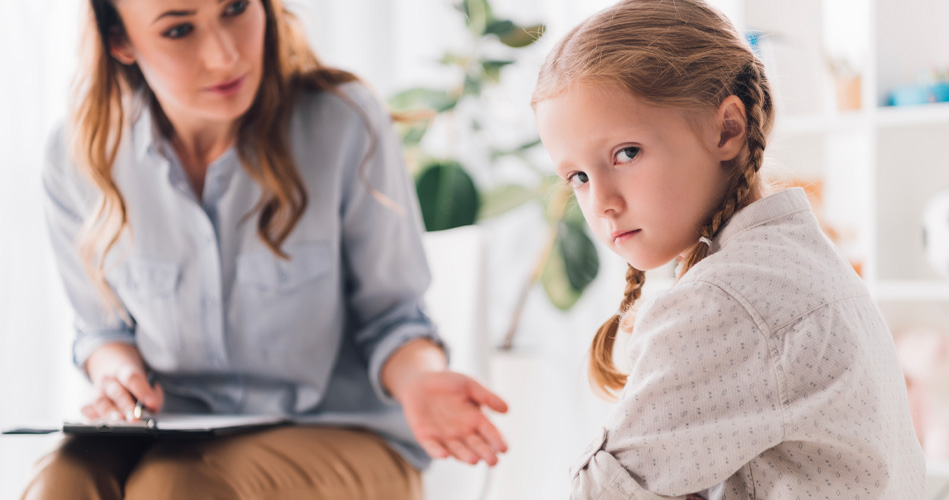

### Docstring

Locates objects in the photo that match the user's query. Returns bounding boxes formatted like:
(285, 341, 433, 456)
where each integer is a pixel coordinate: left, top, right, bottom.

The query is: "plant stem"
(499, 185, 572, 350)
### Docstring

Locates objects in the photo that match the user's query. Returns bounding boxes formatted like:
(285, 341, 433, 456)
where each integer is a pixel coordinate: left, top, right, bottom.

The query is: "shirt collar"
(714, 187, 812, 250)
(132, 101, 171, 163)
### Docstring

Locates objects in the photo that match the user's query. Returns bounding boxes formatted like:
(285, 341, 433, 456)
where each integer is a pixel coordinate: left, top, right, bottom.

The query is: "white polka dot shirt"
(570, 188, 926, 499)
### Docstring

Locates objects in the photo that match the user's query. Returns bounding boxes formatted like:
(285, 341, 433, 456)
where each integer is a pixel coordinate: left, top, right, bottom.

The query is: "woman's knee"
(124, 442, 240, 500)
(21, 437, 143, 500)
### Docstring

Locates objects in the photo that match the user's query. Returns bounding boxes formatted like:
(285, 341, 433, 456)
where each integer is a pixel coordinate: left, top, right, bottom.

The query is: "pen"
(133, 371, 156, 421)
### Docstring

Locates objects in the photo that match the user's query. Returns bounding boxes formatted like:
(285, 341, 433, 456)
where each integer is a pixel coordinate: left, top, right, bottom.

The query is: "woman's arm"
(42, 125, 163, 421)
(334, 84, 508, 465)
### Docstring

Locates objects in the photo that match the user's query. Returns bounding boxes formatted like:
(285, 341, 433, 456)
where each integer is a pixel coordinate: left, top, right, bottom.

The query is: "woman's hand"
(397, 370, 509, 466)
(381, 338, 508, 466)
(83, 342, 164, 421)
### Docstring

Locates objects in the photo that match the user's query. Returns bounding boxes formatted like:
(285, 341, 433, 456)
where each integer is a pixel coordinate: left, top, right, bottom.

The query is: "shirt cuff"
(73, 326, 136, 373)
(571, 432, 688, 500)
(367, 321, 450, 406)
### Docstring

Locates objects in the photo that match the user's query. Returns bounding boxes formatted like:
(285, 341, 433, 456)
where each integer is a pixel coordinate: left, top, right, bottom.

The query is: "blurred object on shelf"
(889, 67, 949, 106)
(826, 56, 861, 111)
(834, 75, 861, 111)
(896, 326, 949, 460)
(777, 176, 863, 276)
(924, 189, 949, 278)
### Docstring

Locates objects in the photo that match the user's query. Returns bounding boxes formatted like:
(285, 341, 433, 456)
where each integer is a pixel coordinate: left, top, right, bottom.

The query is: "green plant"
(388, 0, 600, 349)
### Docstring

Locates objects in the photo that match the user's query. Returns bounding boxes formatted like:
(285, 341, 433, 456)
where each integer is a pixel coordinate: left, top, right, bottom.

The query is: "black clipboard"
(2, 414, 290, 438)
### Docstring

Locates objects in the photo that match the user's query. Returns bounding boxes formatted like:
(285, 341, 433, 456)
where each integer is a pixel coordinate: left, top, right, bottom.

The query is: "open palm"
(399, 370, 508, 466)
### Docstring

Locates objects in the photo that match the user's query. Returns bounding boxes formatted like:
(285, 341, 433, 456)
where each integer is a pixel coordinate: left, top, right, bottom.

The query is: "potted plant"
(388, 0, 600, 350)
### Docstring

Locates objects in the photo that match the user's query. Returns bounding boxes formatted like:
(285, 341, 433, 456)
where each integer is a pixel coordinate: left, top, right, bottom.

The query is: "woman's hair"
(74, 0, 360, 315)
(532, 0, 775, 398)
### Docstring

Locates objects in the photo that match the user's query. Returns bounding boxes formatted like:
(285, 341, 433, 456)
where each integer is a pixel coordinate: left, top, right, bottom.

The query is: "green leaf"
(478, 184, 536, 220)
(389, 88, 457, 113)
(482, 59, 515, 83)
(415, 161, 480, 231)
(491, 137, 542, 160)
(558, 220, 599, 291)
(540, 220, 599, 310)
(562, 195, 587, 228)
(463, 74, 483, 97)
(462, 0, 493, 35)
(484, 19, 517, 37)
(440, 53, 469, 67)
(398, 121, 430, 147)
(541, 240, 582, 310)
(497, 23, 546, 48)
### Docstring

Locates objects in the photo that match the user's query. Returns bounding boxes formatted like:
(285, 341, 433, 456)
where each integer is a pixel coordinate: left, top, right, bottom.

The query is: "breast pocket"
(235, 241, 334, 349)
(110, 258, 182, 357)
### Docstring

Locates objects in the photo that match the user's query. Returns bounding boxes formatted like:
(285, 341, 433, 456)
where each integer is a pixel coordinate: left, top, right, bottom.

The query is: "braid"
(681, 60, 773, 275)
(589, 265, 646, 398)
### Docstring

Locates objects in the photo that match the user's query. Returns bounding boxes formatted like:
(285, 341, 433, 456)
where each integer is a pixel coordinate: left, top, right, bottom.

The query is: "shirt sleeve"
(336, 84, 447, 405)
(571, 280, 786, 498)
(42, 125, 136, 372)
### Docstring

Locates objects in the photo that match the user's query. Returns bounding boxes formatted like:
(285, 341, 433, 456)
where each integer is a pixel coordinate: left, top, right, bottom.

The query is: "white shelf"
(776, 111, 872, 136)
(876, 102, 949, 128)
(871, 281, 949, 302)
(774, 103, 949, 136)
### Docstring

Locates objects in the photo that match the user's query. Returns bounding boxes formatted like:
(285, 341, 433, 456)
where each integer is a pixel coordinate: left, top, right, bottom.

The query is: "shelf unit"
(720, 0, 949, 481)
(727, 0, 949, 303)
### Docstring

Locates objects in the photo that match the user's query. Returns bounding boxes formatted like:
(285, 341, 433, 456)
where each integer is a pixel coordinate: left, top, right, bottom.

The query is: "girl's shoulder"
(675, 215, 869, 334)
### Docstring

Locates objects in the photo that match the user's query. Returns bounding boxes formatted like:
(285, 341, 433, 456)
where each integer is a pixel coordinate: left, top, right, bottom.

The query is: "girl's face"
(110, 0, 267, 127)
(535, 83, 735, 271)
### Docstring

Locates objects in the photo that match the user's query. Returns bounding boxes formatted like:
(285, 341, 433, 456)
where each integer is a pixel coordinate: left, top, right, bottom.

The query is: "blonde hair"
(532, 0, 775, 398)
(73, 0, 360, 316)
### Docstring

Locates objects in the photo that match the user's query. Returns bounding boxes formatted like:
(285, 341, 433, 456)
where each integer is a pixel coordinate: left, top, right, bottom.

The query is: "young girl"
(533, 1, 925, 498)
(23, 0, 507, 498)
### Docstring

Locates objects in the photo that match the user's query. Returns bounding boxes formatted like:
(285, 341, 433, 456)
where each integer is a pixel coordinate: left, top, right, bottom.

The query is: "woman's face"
(110, 0, 267, 127)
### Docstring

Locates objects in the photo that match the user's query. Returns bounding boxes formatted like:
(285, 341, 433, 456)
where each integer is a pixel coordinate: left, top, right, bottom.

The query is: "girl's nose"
(588, 180, 624, 217)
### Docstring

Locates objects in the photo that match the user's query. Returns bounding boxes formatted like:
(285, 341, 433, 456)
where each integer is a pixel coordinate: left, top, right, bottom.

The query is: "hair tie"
(698, 236, 713, 247)
(614, 310, 624, 318)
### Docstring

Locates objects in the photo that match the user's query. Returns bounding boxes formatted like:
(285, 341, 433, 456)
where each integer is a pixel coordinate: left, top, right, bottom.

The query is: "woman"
(23, 0, 507, 498)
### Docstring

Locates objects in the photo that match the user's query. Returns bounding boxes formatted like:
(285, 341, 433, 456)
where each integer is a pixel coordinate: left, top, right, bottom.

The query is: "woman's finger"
(92, 396, 121, 421)
(478, 418, 508, 454)
(81, 404, 99, 421)
(445, 439, 480, 465)
(463, 433, 499, 466)
(103, 378, 137, 420)
(152, 382, 165, 411)
(121, 371, 161, 411)
(466, 379, 508, 414)
(419, 439, 449, 460)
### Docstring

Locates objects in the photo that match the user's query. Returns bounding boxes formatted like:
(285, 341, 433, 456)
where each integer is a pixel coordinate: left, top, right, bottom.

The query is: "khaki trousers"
(20, 426, 423, 500)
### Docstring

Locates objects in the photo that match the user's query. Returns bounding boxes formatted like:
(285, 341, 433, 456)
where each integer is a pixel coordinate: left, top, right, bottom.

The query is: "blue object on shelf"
(890, 82, 949, 106)
(931, 82, 949, 103)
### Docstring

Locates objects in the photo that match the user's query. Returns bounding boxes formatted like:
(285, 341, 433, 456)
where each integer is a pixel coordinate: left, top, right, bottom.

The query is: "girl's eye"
(567, 172, 589, 189)
(163, 24, 193, 39)
(614, 146, 641, 164)
(225, 0, 250, 16)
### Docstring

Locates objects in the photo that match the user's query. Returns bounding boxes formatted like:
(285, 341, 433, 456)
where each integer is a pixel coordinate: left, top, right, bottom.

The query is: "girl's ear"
(109, 34, 136, 65)
(714, 95, 747, 162)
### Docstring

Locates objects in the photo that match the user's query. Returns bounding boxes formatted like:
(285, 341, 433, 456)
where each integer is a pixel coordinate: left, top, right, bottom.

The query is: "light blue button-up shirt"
(42, 82, 443, 468)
